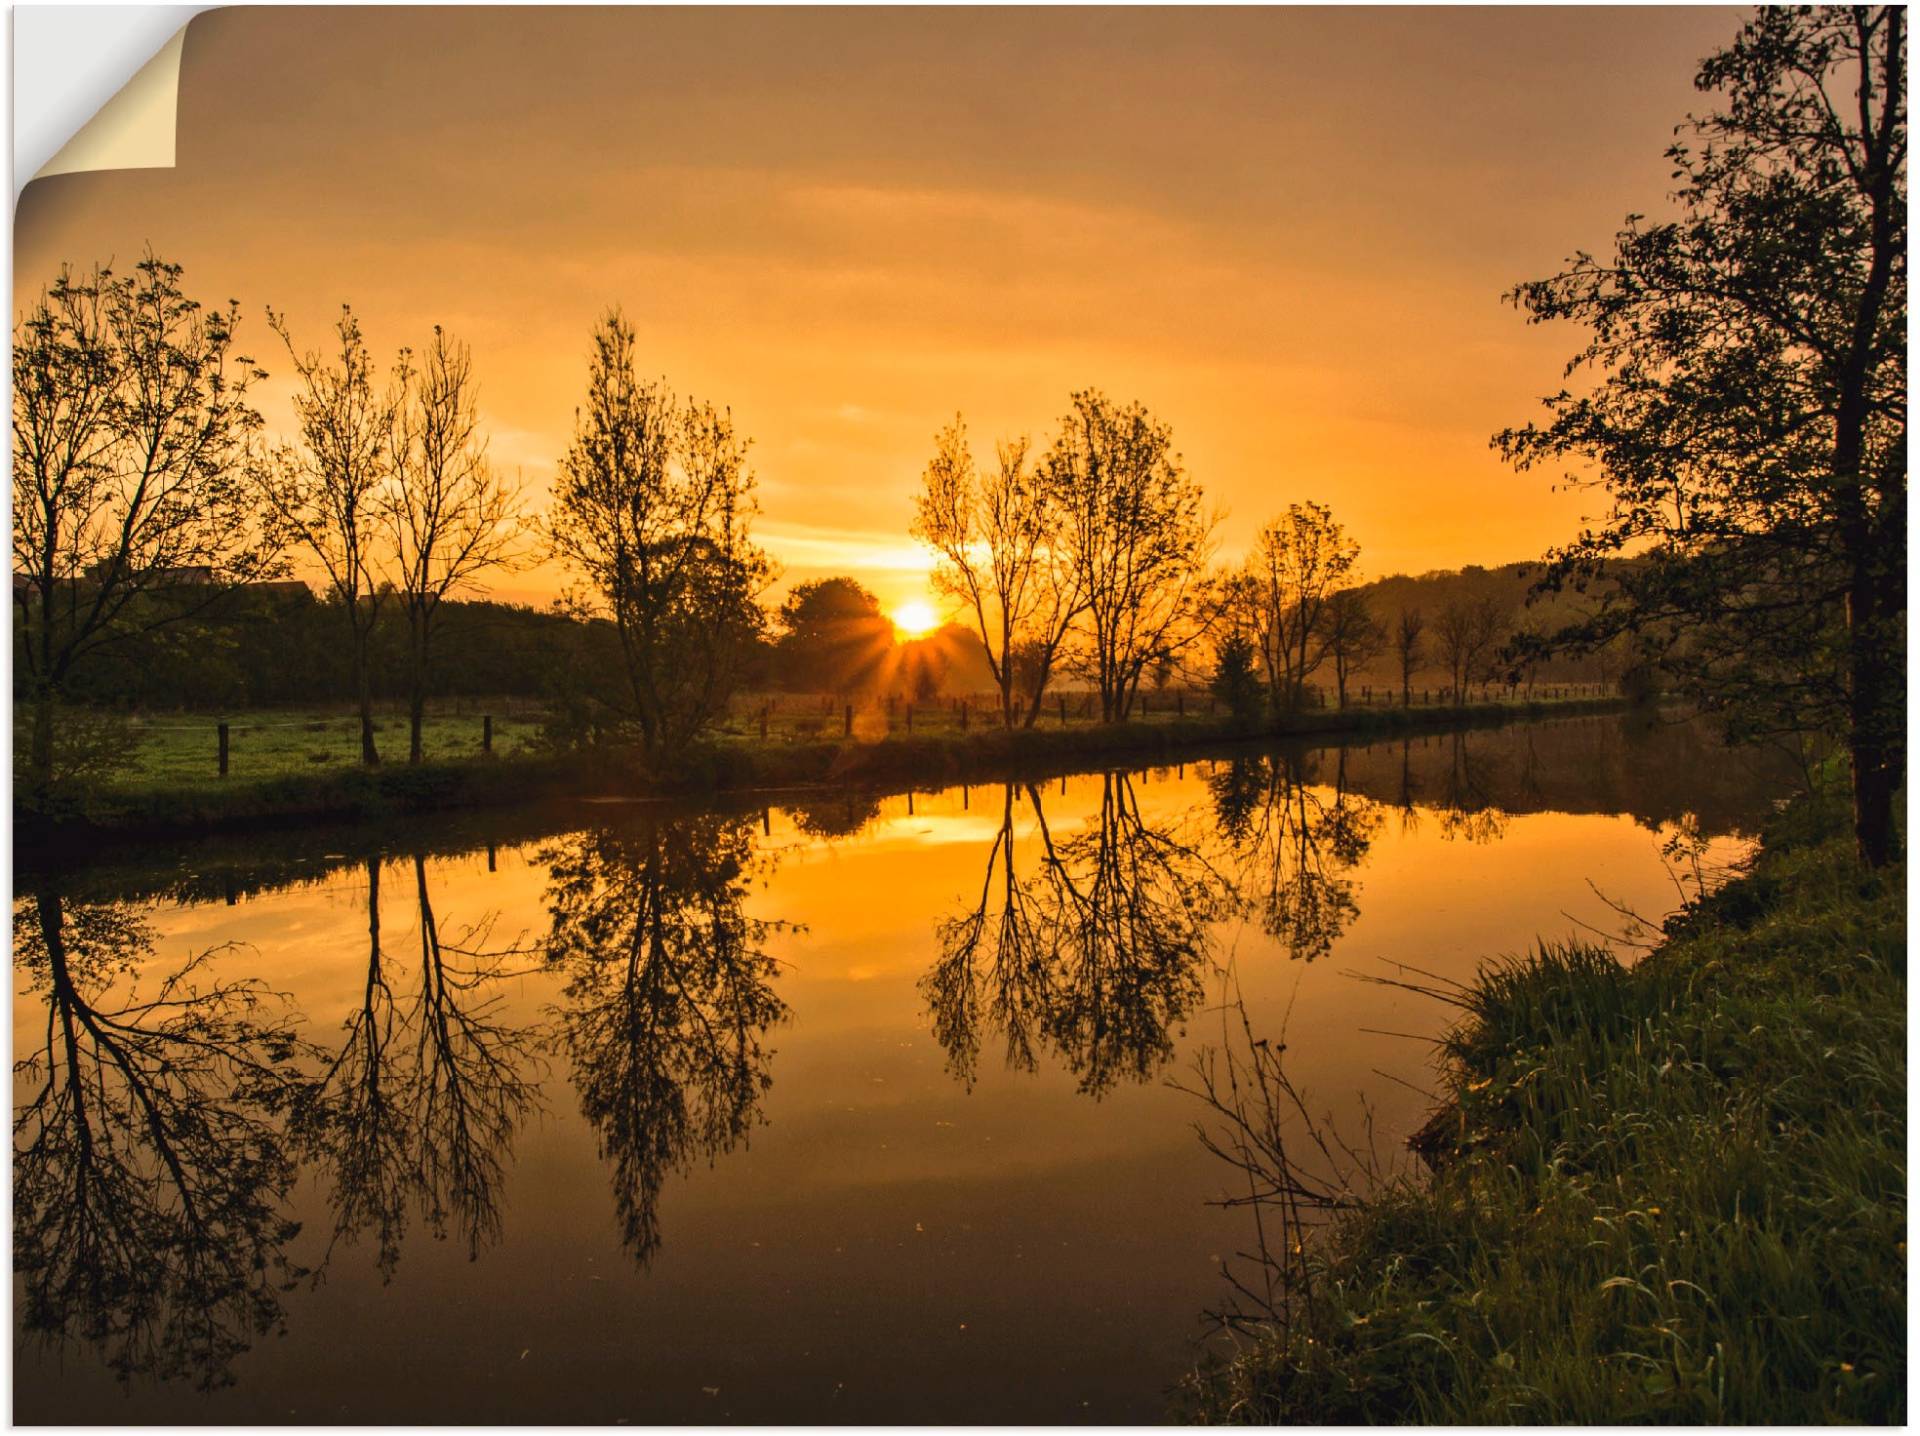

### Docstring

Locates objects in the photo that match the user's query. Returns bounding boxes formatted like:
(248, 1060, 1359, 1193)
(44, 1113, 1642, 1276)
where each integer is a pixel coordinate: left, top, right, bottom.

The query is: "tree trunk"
(351, 618, 380, 766)
(29, 684, 56, 795)
(1846, 546, 1901, 869)
(407, 616, 428, 765)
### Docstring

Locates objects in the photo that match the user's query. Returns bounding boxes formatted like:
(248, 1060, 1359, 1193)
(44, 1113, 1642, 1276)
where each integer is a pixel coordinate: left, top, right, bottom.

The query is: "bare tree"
(384, 326, 524, 763)
(1040, 390, 1216, 720)
(1433, 594, 1511, 702)
(1393, 607, 1427, 705)
(913, 416, 1082, 727)
(259, 305, 403, 766)
(548, 309, 770, 764)
(1322, 587, 1389, 707)
(12, 256, 274, 795)
(1243, 502, 1359, 712)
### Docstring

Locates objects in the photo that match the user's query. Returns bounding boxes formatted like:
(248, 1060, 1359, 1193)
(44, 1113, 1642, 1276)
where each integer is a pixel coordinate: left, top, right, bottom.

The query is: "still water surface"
(13, 715, 1793, 1423)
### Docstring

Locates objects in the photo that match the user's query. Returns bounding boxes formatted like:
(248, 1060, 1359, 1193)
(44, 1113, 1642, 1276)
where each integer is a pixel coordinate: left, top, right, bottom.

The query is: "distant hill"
(1350, 561, 1622, 688)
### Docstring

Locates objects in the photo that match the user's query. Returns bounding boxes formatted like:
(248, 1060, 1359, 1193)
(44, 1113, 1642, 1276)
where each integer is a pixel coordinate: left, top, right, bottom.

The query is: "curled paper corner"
(16, 7, 212, 196)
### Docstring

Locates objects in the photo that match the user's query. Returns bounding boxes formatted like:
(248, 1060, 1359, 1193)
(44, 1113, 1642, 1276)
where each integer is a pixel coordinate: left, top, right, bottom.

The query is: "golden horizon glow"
(891, 600, 939, 638)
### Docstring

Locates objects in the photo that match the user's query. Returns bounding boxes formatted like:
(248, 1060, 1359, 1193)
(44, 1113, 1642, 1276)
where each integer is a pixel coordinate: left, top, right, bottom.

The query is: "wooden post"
(487, 844, 497, 872)
(483, 715, 493, 754)
(906, 704, 913, 733)
(844, 703, 853, 737)
(217, 722, 230, 777)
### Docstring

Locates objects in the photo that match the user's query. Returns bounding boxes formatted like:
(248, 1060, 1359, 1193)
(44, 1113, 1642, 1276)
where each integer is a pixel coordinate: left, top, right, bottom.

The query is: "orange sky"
(15, 5, 1743, 618)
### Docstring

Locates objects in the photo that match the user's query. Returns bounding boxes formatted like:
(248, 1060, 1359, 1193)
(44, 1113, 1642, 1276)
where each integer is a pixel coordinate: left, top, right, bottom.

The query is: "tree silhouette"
(12, 889, 313, 1388)
(1041, 391, 1216, 721)
(542, 813, 790, 1265)
(12, 255, 275, 798)
(1497, 7, 1905, 866)
(548, 310, 771, 764)
(914, 416, 1082, 726)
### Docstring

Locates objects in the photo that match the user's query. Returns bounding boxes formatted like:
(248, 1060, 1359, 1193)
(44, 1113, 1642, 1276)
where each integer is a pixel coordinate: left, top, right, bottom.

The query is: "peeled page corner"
(33, 24, 189, 183)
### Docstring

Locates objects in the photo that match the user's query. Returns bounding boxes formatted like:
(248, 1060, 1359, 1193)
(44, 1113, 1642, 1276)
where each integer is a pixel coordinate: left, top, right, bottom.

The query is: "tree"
(913, 416, 1081, 727)
(1393, 607, 1427, 705)
(1321, 587, 1389, 708)
(384, 326, 524, 763)
(1243, 502, 1359, 712)
(12, 256, 274, 796)
(548, 310, 771, 765)
(1209, 628, 1266, 727)
(259, 305, 402, 766)
(1496, 7, 1905, 866)
(1433, 594, 1510, 702)
(772, 576, 893, 695)
(1040, 391, 1215, 721)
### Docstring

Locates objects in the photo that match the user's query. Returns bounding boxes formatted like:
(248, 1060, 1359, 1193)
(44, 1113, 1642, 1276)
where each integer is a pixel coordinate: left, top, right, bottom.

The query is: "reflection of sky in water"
(14, 718, 1787, 1423)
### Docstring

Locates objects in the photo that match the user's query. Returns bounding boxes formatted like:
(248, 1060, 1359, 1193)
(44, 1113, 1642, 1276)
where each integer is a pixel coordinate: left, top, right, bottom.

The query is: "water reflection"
(12, 889, 313, 1389)
(542, 813, 791, 1266)
(299, 856, 544, 1280)
(924, 773, 1233, 1097)
(11, 717, 1800, 1413)
(1211, 750, 1385, 962)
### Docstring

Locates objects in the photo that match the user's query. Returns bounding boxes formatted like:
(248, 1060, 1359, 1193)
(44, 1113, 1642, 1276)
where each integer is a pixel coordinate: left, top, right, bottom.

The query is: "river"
(11, 712, 1796, 1423)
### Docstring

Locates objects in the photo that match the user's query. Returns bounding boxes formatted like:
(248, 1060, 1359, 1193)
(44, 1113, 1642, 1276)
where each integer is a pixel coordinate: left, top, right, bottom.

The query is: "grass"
(1183, 793, 1906, 1423)
(113, 707, 548, 788)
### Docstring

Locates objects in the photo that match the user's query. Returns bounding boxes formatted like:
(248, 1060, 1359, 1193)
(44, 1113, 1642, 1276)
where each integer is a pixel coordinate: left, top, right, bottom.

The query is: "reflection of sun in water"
(892, 600, 938, 638)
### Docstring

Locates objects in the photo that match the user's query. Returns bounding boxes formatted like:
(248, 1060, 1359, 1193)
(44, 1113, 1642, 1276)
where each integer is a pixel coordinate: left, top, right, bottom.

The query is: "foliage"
(1241, 502, 1359, 711)
(1209, 629, 1267, 727)
(12, 254, 274, 790)
(914, 416, 1082, 726)
(771, 576, 893, 695)
(548, 310, 772, 765)
(1496, 6, 1906, 865)
(1041, 390, 1217, 720)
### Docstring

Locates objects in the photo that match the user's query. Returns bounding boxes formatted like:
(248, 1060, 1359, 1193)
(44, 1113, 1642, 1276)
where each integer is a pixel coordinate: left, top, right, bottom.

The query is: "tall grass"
(1183, 795, 1906, 1423)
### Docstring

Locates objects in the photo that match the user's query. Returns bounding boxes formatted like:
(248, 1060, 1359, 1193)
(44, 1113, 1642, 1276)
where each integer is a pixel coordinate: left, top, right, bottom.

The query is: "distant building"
(248, 578, 313, 598)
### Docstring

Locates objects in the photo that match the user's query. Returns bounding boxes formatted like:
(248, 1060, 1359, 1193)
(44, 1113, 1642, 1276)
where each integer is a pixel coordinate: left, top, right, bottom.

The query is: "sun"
(892, 600, 939, 638)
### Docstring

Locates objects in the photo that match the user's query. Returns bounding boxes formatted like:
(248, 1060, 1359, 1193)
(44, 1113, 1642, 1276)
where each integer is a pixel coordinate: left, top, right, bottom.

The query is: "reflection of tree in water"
(1210, 749, 1384, 963)
(542, 814, 790, 1266)
(1436, 731, 1511, 845)
(12, 890, 314, 1389)
(785, 791, 883, 839)
(299, 856, 543, 1281)
(924, 773, 1232, 1098)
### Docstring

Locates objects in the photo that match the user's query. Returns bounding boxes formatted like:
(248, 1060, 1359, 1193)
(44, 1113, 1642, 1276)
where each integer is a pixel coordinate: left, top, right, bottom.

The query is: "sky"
(15, 4, 1745, 619)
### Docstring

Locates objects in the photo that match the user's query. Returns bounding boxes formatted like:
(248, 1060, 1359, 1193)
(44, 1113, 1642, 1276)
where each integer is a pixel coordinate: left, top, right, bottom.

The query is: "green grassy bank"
(1185, 794, 1906, 1423)
(22, 694, 1628, 841)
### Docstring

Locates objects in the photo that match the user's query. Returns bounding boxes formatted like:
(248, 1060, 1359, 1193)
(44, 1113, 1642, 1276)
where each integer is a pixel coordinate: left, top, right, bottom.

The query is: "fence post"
(483, 715, 493, 755)
(844, 703, 853, 737)
(906, 704, 913, 733)
(217, 722, 230, 778)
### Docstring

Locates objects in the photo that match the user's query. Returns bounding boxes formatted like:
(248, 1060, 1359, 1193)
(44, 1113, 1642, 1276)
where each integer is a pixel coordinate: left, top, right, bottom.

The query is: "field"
(94, 683, 1623, 791)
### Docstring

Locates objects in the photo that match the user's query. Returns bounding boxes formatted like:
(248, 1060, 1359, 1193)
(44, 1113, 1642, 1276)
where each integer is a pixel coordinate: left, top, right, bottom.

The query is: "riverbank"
(1185, 791, 1905, 1423)
(22, 694, 1629, 842)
